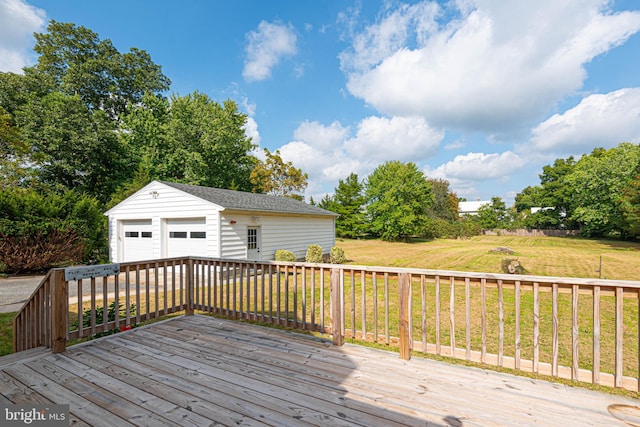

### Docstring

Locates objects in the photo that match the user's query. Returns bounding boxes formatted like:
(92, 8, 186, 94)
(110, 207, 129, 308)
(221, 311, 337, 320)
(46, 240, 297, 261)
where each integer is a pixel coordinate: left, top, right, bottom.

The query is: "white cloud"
(530, 88, 640, 154)
(0, 0, 46, 73)
(278, 115, 445, 200)
(345, 116, 443, 162)
(430, 151, 526, 181)
(293, 120, 349, 151)
(243, 116, 261, 146)
(340, 0, 640, 133)
(243, 21, 297, 82)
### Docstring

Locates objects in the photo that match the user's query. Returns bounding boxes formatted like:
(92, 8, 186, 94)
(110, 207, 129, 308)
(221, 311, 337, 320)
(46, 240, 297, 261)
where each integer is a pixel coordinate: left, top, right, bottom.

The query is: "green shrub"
(329, 246, 346, 264)
(305, 244, 323, 263)
(0, 187, 107, 273)
(275, 249, 296, 262)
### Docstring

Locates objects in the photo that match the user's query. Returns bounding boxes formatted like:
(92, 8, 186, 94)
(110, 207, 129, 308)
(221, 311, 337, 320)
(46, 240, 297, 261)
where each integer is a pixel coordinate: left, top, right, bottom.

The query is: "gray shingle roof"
(159, 181, 338, 217)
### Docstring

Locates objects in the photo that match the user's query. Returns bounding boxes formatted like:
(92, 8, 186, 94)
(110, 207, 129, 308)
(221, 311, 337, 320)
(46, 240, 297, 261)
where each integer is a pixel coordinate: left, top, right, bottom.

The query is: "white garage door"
(122, 220, 154, 262)
(166, 218, 207, 258)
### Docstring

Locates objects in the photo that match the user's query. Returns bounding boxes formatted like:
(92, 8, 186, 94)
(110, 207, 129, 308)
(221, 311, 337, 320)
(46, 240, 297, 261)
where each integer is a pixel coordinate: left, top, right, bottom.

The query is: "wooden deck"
(2, 315, 639, 427)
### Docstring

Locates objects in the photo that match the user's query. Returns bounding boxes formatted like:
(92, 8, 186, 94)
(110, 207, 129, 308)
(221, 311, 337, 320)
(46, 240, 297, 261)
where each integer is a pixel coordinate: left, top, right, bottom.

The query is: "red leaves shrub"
(0, 229, 86, 274)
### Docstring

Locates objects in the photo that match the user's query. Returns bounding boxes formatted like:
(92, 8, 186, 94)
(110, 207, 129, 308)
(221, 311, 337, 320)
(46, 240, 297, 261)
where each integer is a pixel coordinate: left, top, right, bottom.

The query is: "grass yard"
(0, 312, 14, 356)
(337, 235, 640, 280)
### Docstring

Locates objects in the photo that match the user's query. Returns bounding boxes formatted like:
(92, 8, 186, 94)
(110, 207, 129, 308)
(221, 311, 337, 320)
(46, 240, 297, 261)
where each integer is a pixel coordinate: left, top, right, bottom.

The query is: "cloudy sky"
(3, 0, 640, 204)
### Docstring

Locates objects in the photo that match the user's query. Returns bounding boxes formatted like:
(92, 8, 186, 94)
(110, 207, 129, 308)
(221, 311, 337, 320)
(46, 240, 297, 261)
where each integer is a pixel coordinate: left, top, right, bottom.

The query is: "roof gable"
(159, 181, 338, 217)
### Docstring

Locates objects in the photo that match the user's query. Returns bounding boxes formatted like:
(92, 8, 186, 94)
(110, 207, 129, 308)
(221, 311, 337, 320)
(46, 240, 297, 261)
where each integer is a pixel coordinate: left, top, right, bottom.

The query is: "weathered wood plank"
(3, 362, 134, 427)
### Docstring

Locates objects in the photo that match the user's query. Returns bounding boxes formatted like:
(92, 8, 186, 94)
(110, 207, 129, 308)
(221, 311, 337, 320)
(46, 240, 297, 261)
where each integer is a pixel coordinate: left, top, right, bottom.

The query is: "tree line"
(319, 142, 640, 242)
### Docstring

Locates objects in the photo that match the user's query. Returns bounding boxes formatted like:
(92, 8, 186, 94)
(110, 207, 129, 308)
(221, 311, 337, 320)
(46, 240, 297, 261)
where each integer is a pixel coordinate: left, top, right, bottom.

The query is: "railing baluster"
(421, 275, 427, 353)
(450, 276, 456, 358)
(533, 281, 540, 373)
(361, 270, 366, 341)
(515, 280, 521, 370)
(373, 272, 378, 343)
(552, 283, 559, 377)
(465, 278, 471, 361)
(435, 275, 441, 355)
(572, 284, 579, 381)
(616, 286, 624, 388)
(302, 266, 307, 330)
(593, 285, 600, 385)
(350, 270, 355, 339)
(481, 278, 486, 364)
(384, 272, 389, 345)
(498, 279, 504, 367)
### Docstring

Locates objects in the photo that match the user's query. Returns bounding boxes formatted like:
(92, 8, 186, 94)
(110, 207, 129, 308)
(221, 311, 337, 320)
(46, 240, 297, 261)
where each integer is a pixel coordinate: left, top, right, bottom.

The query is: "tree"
(620, 160, 640, 239)
(3, 21, 171, 202)
(426, 178, 459, 221)
(320, 173, 366, 238)
(514, 157, 577, 229)
(364, 161, 433, 241)
(17, 92, 127, 202)
(567, 143, 640, 237)
(122, 92, 257, 192)
(476, 196, 509, 230)
(28, 20, 170, 120)
(250, 148, 308, 200)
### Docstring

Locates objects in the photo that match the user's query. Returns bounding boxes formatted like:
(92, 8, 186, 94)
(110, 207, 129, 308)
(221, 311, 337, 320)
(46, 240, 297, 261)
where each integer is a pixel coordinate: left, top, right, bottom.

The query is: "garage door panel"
(122, 220, 153, 262)
(167, 218, 207, 257)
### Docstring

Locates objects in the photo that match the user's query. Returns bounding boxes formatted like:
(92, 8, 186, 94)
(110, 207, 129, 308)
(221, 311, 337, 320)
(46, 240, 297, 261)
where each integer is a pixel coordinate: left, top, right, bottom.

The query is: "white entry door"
(247, 226, 261, 260)
(166, 218, 207, 258)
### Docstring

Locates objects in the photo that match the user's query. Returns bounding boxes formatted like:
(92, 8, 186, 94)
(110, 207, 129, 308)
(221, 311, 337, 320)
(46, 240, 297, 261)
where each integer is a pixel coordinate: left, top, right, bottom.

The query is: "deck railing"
(13, 257, 640, 392)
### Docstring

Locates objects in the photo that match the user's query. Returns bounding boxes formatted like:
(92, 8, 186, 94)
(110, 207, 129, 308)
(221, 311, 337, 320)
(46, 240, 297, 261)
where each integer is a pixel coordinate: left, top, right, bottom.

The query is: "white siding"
(106, 182, 221, 262)
(220, 211, 335, 261)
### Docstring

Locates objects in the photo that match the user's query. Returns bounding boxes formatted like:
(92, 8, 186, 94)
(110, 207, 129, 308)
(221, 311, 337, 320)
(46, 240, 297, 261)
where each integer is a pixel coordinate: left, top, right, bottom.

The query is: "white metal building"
(105, 180, 338, 263)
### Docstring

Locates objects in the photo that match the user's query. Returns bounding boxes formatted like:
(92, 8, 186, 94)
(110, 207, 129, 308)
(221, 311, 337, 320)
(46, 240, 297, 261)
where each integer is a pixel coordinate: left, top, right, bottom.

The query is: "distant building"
(458, 199, 490, 216)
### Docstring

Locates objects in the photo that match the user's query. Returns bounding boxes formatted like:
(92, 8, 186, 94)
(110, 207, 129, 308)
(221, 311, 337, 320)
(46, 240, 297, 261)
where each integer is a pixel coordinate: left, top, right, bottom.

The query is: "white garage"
(105, 180, 338, 263)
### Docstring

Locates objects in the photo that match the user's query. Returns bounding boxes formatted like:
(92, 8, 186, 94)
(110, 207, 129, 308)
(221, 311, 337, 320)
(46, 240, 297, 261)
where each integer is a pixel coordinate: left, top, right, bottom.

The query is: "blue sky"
(2, 0, 640, 205)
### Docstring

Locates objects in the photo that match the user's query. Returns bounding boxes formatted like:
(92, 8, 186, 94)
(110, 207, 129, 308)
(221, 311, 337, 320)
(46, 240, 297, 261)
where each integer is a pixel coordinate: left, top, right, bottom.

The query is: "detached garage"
(105, 180, 338, 263)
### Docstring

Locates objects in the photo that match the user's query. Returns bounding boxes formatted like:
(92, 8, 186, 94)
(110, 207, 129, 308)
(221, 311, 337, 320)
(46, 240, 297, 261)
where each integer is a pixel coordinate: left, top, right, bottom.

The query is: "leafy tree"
(320, 173, 366, 238)
(514, 157, 577, 229)
(17, 92, 127, 202)
(28, 20, 170, 119)
(567, 143, 640, 237)
(2, 21, 171, 202)
(364, 161, 433, 241)
(620, 160, 640, 239)
(250, 148, 307, 200)
(476, 196, 509, 230)
(426, 178, 459, 221)
(122, 92, 257, 192)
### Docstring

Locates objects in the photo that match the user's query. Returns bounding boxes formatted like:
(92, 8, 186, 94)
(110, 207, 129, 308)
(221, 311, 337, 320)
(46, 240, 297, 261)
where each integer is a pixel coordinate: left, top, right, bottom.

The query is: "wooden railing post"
(185, 258, 194, 316)
(399, 273, 411, 360)
(51, 269, 67, 353)
(330, 268, 343, 346)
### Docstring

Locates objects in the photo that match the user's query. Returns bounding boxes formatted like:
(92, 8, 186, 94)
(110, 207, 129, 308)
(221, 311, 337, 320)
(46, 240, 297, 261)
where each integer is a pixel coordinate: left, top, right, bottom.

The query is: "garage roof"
(160, 181, 338, 217)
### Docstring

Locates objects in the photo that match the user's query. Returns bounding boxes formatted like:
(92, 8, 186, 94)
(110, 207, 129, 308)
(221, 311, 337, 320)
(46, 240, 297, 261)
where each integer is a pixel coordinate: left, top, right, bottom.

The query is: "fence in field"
(13, 257, 640, 392)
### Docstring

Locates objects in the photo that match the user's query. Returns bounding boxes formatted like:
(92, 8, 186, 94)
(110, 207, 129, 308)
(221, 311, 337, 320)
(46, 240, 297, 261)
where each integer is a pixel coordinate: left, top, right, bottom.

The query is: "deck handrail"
(13, 256, 640, 392)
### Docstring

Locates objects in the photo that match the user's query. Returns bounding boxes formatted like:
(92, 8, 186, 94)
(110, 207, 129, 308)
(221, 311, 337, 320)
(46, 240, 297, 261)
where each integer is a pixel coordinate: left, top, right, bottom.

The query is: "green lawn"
(0, 312, 14, 356)
(338, 235, 640, 280)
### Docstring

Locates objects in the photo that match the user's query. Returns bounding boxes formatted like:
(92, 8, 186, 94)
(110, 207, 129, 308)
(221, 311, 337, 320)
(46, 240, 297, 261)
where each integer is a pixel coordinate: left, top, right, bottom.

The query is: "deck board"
(1, 314, 638, 426)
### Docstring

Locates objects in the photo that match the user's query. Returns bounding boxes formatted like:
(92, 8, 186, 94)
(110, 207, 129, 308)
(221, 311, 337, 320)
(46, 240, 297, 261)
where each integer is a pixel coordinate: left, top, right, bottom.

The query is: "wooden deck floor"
(1, 315, 639, 427)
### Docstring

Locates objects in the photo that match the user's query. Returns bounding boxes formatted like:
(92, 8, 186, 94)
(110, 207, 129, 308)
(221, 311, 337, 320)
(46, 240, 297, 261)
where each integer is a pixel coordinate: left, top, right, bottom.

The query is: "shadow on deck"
(1, 315, 638, 426)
